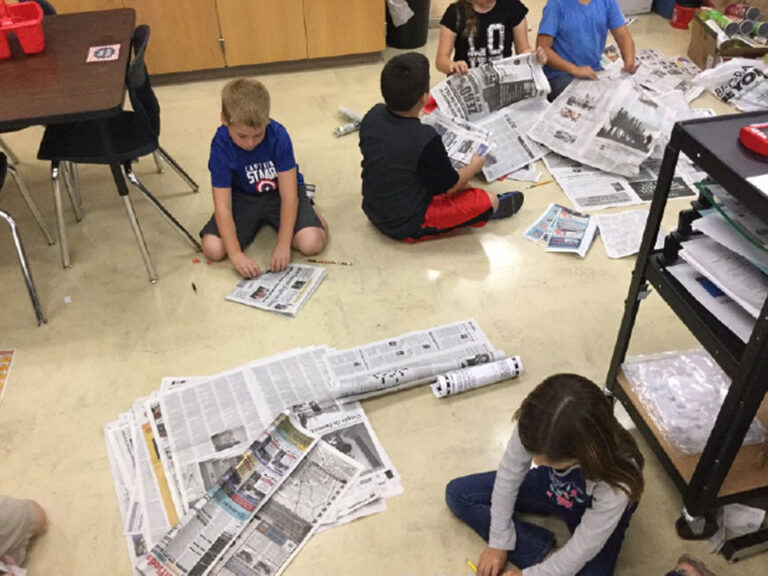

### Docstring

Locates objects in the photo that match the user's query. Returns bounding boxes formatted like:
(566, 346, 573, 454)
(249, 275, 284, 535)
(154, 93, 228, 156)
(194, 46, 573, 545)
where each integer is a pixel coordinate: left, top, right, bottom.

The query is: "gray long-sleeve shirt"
(489, 426, 631, 576)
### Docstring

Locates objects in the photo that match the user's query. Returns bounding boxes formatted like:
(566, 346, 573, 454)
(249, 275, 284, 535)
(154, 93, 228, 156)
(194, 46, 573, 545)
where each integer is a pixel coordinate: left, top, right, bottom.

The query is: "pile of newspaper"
(226, 263, 326, 317)
(105, 319, 518, 575)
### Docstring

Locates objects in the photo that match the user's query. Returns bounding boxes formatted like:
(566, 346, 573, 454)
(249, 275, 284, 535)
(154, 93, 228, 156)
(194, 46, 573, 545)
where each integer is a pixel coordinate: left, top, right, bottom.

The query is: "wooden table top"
(0, 8, 136, 132)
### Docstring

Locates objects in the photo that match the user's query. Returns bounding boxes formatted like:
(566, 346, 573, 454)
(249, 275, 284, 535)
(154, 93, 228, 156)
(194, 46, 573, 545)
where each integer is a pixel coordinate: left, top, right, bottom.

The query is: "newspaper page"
(137, 413, 315, 576)
(603, 48, 704, 101)
(226, 264, 326, 317)
(431, 356, 523, 398)
(693, 58, 768, 111)
(303, 402, 403, 526)
(524, 203, 597, 258)
(475, 97, 551, 180)
(421, 109, 493, 167)
(431, 53, 550, 120)
(529, 77, 668, 176)
(594, 210, 665, 259)
(160, 365, 269, 512)
(210, 440, 362, 576)
(543, 152, 702, 211)
(323, 319, 503, 401)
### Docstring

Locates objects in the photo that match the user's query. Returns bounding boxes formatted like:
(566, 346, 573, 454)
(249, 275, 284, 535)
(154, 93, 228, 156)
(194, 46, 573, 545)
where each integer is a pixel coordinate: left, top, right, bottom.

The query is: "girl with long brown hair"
(446, 373, 644, 576)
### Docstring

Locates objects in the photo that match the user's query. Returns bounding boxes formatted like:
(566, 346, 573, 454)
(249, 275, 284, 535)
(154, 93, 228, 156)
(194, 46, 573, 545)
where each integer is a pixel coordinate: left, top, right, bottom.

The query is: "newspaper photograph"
(529, 77, 669, 176)
(323, 319, 504, 401)
(475, 97, 550, 180)
(524, 203, 597, 258)
(431, 356, 523, 398)
(421, 109, 493, 167)
(303, 402, 403, 525)
(226, 264, 326, 317)
(137, 412, 315, 576)
(693, 58, 768, 111)
(431, 53, 550, 120)
(210, 440, 362, 576)
(594, 210, 665, 259)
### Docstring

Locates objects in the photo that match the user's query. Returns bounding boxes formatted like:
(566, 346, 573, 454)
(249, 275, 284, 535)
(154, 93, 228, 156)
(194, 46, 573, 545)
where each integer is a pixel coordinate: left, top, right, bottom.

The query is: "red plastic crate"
(0, 0, 45, 59)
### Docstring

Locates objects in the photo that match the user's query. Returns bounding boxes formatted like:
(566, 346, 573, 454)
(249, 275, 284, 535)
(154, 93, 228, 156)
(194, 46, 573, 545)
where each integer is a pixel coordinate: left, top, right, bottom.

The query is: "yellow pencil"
(467, 559, 478, 573)
(526, 179, 553, 189)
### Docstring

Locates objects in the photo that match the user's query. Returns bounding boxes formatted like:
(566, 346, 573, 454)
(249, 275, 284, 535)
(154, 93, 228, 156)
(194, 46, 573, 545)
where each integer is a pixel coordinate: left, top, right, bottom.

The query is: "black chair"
(37, 25, 201, 282)
(0, 153, 46, 325)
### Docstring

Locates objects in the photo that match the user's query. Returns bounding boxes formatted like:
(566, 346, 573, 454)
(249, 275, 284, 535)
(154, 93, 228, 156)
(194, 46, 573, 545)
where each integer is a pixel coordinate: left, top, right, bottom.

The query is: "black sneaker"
(491, 191, 524, 220)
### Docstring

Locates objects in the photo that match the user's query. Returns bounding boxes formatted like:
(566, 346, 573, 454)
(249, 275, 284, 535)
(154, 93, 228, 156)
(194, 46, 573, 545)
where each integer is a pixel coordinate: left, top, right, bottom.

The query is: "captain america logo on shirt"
(245, 161, 278, 193)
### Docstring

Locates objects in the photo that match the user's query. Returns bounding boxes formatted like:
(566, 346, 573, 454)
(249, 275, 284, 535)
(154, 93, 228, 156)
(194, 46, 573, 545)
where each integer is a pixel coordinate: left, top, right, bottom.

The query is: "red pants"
(406, 188, 493, 242)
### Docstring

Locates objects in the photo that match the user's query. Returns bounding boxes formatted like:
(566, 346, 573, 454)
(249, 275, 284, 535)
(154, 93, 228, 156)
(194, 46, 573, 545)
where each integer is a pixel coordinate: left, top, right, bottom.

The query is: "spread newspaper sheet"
(431, 53, 550, 121)
(226, 264, 326, 316)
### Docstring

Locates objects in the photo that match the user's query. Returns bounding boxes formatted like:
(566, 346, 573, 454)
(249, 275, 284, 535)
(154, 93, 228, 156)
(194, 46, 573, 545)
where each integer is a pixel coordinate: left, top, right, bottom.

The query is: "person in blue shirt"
(200, 79, 327, 278)
(536, 0, 637, 101)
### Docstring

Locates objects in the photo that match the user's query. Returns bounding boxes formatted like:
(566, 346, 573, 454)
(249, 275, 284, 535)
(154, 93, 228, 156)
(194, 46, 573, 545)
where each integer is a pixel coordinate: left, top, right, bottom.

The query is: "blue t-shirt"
(208, 120, 303, 196)
(538, 0, 625, 80)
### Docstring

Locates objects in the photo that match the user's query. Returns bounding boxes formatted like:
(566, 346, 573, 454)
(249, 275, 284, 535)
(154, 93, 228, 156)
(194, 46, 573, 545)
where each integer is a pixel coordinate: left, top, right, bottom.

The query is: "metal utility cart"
(604, 111, 768, 561)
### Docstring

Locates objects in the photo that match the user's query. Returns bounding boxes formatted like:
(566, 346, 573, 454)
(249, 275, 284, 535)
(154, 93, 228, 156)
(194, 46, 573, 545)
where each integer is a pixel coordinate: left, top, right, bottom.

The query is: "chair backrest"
(22, 0, 57, 16)
(0, 152, 7, 191)
(127, 25, 161, 137)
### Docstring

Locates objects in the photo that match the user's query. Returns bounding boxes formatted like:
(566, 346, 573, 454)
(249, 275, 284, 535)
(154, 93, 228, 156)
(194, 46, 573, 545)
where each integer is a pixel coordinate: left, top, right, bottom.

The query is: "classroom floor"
(0, 9, 763, 576)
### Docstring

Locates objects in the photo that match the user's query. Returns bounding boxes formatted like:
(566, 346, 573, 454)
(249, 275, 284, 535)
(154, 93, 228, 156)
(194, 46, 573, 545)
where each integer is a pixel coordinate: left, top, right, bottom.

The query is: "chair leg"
(124, 164, 202, 251)
(0, 136, 21, 165)
(61, 161, 83, 221)
(118, 178, 158, 284)
(156, 146, 199, 192)
(0, 210, 47, 325)
(152, 150, 165, 173)
(51, 162, 71, 269)
(7, 164, 56, 245)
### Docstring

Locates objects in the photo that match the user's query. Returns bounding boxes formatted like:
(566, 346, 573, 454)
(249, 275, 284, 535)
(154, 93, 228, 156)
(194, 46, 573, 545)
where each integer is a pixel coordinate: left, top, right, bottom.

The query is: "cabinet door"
(304, 0, 385, 59)
(217, 0, 307, 67)
(123, 0, 225, 74)
(50, 0, 123, 13)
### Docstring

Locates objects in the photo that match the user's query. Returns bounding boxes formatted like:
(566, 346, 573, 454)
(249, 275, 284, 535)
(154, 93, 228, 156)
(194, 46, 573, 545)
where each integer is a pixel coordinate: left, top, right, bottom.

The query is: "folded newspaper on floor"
(594, 210, 665, 259)
(528, 77, 670, 177)
(524, 203, 597, 258)
(431, 53, 550, 121)
(324, 318, 504, 402)
(136, 412, 330, 576)
(431, 356, 523, 398)
(226, 264, 326, 317)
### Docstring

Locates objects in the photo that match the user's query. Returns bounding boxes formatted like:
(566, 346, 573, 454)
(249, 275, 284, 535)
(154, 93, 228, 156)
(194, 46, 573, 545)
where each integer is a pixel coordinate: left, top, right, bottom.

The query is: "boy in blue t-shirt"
(200, 79, 327, 278)
(536, 0, 636, 100)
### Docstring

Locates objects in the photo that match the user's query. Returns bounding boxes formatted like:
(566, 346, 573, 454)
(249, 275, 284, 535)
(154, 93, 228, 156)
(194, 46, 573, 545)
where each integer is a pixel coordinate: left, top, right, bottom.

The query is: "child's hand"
(450, 60, 470, 75)
(270, 241, 291, 273)
(535, 46, 547, 66)
(622, 60, 639, 74)
(477, 546, 507, 576)
(231, 252, 261, 278)
(572, 65, 598, 80)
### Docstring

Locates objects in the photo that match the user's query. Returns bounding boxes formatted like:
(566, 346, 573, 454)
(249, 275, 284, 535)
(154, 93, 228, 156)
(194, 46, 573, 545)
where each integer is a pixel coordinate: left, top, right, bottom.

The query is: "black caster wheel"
(675, 513, 718, 540)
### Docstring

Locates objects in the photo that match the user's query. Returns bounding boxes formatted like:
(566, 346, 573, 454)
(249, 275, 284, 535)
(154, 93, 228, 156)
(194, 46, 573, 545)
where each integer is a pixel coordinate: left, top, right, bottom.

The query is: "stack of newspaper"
(426, 54, 551, 182)
(666, 182, 768, 342)
(105, 319, 518, 575)
(226, 263, 326, 317)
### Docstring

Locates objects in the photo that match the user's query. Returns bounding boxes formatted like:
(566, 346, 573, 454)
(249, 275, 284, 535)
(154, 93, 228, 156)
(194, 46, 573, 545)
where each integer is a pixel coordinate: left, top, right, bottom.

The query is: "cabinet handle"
(218, 36, 226, 55)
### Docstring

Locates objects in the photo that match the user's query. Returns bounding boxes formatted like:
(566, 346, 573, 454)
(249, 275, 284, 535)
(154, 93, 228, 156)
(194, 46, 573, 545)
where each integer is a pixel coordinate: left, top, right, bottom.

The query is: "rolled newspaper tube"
(731, 16, 757, 34)
(753, 20, 768, 37)
(725, 3, 761, 21)
(431, 356, 523, 398)
(700, 10, 741, 36)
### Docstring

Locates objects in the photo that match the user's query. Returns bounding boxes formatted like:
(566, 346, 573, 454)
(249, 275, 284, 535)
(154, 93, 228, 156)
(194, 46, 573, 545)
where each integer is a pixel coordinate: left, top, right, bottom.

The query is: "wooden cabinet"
(217, 0, 307, 67)
(46, 0, 385, 73)
(123, 0, 225, 74)
(304, 0, 385, 59)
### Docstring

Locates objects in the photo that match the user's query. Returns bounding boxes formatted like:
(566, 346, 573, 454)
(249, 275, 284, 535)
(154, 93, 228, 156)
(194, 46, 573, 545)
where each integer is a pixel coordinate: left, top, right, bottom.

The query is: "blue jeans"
(445, 469, 635, 576)
(547, 73, 574, 102)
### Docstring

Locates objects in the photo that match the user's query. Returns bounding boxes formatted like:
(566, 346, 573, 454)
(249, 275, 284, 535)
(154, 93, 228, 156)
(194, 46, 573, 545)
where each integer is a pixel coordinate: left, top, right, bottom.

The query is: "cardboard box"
(618, 0, 653, 15)
(687, 13, 768, 69)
